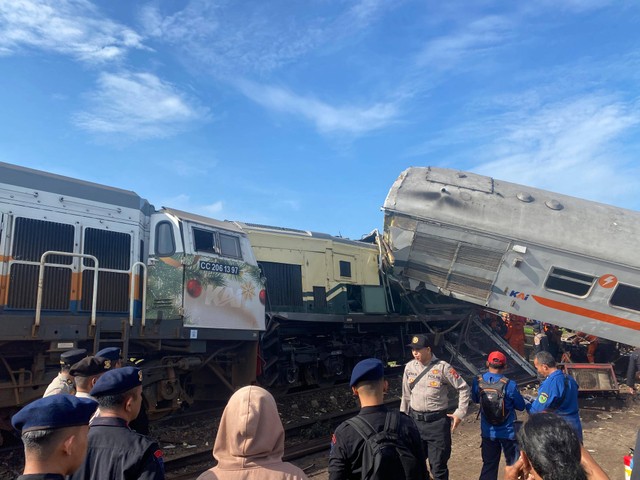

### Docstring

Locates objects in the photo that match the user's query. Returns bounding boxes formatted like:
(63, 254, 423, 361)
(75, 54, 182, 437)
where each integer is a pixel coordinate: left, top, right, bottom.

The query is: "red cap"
(488, 351, 507, 366)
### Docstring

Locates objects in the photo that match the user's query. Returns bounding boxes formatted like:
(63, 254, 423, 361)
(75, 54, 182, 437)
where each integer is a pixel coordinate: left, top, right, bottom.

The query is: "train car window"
(193, 228, 217, 254)
(219, 233, 242, 259)
(155, 221, 175, 256)
(339, 260, 352, 278)
(610, 283, 640, 312)
(544, 267, 595, 297)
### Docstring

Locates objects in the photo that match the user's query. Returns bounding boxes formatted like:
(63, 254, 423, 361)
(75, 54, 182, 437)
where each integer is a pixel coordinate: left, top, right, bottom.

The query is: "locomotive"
(0, 162, 467, 437)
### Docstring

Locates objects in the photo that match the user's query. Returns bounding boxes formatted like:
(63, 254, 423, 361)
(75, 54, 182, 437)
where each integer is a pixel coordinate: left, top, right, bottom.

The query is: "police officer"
(12, 394, 98, 479)
(69, 356, 112, 400)
(71, 366, 164, 480)
(526, 351, 583, 442)
(43, 348, 87, 397)
(626, 347, 640, 394)
(95, 347, 123, 368)
(329, 358, 427, 480)
(401, 334, 470, 480)
(471, 351, 526, 480)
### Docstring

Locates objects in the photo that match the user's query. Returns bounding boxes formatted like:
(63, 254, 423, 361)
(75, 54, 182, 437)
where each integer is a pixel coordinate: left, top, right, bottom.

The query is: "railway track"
(164, 398, 401, 479)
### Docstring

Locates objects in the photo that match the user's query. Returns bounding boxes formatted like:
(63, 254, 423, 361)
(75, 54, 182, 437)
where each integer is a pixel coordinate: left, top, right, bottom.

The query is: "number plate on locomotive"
(199, 260, 240, 275)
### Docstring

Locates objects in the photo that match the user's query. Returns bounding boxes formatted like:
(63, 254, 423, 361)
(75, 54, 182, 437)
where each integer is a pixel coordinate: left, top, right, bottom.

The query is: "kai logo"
(509, 290, 530, 300)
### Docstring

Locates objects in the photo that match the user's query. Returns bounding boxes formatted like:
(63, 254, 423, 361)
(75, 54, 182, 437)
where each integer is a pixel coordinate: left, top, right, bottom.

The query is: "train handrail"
(34, 251, 99, 336)
(129, 261, 148, 329)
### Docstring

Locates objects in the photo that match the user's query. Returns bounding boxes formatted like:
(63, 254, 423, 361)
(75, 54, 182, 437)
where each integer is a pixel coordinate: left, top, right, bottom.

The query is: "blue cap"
(95, 347, 121, 362)
(350, 358, 384, 387)
(90, 366, 143, 397)
(12, 395, 98, 434)
(60, 348, 87, 366)
(69, 356, 112, 377)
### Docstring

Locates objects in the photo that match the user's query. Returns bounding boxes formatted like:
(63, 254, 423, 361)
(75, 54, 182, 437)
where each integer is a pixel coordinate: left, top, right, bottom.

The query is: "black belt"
(409, 409, 447, 422)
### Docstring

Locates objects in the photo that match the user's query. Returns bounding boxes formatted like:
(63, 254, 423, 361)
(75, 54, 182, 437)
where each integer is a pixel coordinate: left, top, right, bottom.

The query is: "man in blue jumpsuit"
(471, 351, 525, 480)
(71, 367, 164, 480)
(526, 351, 583, 442)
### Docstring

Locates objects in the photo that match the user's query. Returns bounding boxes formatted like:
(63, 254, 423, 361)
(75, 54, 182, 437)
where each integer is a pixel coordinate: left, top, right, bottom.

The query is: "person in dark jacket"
(329, 358, 427, 480)
(626, 348, 640, 394)
(12, 395, 98, 480)
(471, 351, 526, 480)
(71, 367, 164, 480)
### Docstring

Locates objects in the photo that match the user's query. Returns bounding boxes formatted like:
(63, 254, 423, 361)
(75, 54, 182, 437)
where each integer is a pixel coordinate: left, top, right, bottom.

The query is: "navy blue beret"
(90, 366, 142, 397)
(69, 356, 111, 377)
(95, 347, 121, 362)
(12, 395, 98, 434)
(60, 348, 87, 366)
(350, 358, 384, 387)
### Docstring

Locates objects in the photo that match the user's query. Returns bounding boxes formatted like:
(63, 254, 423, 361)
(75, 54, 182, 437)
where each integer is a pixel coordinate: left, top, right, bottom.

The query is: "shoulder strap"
(346, 415, 377, 440)
(409, 365, 431, 391)
(383, 411, 399, 433)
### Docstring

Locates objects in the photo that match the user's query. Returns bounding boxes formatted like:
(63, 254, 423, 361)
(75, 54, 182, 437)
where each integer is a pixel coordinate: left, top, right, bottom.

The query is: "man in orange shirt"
(573, 332, 599, 363)
(503, 314, 526, 357)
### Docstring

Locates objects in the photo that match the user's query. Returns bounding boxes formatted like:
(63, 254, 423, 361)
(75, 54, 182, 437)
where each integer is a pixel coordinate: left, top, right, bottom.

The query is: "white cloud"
(470, 95, 640, 206)
(72, 71, 209, 139)
(0, 0, 146, 63)
(139, 0, 392, 76)
(237, 80, 399, 135)
(417, 15, 514, 71)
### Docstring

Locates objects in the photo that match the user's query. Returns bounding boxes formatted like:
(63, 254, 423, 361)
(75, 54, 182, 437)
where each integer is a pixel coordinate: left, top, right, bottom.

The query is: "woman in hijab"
(197, 385, 308, 480)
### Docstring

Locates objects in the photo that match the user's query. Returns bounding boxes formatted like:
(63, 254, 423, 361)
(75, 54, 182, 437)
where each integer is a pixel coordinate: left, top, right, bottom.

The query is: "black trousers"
(478, 437, 519, 480)
(415, 415, 451, 480)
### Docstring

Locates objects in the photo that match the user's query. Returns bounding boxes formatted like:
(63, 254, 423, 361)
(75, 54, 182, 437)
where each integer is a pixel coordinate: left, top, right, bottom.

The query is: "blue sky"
(1, 1, 639, 239)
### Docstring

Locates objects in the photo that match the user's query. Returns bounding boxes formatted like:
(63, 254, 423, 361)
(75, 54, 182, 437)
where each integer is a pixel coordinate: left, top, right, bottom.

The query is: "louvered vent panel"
(404, 262, 448, 289)
(412, 233, 457, 261)
(8, 265, 71, 309)
(447, 272, 494, 300)
(456, 244, 502, 271)
(81, 271, 129, 312)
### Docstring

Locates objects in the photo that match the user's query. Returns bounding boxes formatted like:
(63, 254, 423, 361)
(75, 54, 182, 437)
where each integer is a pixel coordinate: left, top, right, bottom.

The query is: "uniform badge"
(539, 393, 548, 404)
(431, 369, 439, 374)
(104, 360, 111, 370)
(412, 336, 419, 344)
(429, 381, 440, 387)
(449, 368, 460, 379)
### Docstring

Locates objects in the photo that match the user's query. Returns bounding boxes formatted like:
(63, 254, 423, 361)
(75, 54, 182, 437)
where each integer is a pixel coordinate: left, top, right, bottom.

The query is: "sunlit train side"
(234, 222, 443, 388)
(383, 166, 640, 347)
(0, 162, 264, 426)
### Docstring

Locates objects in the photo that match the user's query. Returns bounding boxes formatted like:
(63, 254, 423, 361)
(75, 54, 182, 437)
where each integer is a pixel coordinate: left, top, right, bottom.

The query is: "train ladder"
(471, 316, 538, 377)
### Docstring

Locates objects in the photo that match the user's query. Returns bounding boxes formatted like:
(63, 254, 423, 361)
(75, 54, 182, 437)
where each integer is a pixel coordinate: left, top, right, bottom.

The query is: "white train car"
(383, 166, 640, 347)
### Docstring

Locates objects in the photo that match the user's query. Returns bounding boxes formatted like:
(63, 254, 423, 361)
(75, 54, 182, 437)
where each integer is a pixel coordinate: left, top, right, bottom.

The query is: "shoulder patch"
(449, 368, 460, 379)
(538, 392, 548, 404)
(331, 433, 337, 445)
(154, 449, 163, 459)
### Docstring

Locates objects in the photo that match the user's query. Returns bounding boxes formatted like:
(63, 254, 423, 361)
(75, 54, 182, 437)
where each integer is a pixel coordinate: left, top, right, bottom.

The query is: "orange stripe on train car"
(0, 273, 8, 305)
(70, 272, 82, 301)
(531, 295, 640, 331)
(0, 255, 12, 262)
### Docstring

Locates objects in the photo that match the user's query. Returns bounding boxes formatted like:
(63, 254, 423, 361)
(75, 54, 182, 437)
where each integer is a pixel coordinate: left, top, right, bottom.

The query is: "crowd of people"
(10, 333, 637, 479)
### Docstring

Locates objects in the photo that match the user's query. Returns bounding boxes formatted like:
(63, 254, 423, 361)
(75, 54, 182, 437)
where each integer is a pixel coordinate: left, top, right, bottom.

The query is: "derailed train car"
(382, 166, 640, 348)
(235, 222, 461, 388)
(0, 162, 264, 431)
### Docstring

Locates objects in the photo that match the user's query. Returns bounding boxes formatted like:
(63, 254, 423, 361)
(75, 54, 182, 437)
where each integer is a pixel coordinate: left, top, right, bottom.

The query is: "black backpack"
(345, 411, 420, 480)
(477, 375, 510, 425)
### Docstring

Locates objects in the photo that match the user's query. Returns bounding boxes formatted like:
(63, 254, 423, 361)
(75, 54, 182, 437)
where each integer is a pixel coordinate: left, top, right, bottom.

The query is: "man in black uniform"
(71, 366, 164, 480)
(11, 394, 98, 480)
(328, 358, 427, 480)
